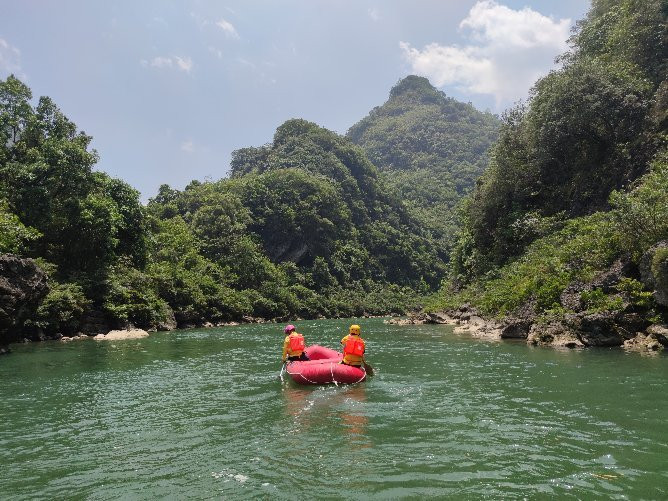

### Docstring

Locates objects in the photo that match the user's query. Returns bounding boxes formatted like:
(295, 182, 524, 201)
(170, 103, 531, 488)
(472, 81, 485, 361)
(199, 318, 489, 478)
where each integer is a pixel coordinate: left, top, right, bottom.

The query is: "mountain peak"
(389, 75, 442, 102)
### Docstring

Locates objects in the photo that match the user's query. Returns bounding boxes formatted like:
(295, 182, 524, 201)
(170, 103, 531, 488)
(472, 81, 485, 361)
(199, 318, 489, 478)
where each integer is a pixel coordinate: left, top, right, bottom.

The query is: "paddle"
(278, 362, 286, 381)
(363, 359, 374, 376)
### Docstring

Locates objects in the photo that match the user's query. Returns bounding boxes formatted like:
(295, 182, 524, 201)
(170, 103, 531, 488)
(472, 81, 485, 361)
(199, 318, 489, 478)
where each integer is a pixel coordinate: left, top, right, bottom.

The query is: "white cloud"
(400, 0, 571, 108)
(149, 56, 173, 69)
(237, 57, 256, 69)
(399, 42, 495, 95)
(368, 8, 380, 22)
(142, 55, 193, 73)
(181, 140, 194, 153)
(174, 56, 193, 72)
(0, 38, 23, 77)
(217, 18, 239, 39)
(461, 1, 570, 49)
(208, 46, 223, 59)
(149, 17, 169, 29)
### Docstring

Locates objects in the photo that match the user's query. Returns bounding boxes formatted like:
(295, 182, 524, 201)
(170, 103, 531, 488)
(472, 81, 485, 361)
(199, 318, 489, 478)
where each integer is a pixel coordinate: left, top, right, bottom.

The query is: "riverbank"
(0, 312, 393, 354)
(0, 317, 261, 353)
(387, 306, 668, 353)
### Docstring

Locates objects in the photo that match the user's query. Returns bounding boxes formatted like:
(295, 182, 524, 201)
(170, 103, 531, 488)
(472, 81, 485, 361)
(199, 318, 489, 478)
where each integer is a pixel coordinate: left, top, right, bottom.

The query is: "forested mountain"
(0, 85, 445, 345)
(226, 119, 443, 285)
(348, 75, 500, 252)
(144, 119, 445, 326)
(2, 0, 663, 349)
(435, 0, 667, 332)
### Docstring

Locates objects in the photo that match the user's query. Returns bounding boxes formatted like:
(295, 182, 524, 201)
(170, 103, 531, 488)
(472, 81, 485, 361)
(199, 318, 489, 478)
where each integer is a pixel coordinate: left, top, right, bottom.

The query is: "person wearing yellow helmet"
(340, 324, 365, 367)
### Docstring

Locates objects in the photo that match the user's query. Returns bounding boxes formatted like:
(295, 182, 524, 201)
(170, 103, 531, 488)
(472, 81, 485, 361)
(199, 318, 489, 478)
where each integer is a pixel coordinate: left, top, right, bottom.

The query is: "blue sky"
(0, 1, 590, 199)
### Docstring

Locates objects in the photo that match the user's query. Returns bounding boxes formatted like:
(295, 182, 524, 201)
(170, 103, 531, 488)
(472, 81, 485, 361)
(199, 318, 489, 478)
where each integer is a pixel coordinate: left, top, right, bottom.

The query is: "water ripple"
(1, 319, 667, 499)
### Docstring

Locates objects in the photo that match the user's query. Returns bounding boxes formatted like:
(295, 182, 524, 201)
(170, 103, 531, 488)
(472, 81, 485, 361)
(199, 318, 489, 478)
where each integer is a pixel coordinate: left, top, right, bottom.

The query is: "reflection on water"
(281, 384, 371, 449)
(282, 386, 313, 420)
(336, 385, 371, 448)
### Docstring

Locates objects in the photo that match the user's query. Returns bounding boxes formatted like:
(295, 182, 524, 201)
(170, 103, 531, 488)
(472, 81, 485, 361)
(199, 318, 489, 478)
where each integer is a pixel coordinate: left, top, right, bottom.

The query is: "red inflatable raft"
(286, 345, 366, 385)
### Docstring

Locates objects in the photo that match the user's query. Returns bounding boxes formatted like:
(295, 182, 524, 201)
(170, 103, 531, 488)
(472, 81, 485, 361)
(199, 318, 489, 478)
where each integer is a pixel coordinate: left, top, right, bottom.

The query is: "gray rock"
(156, 304, 177, 331)
(592, 258, 636, 292)
(468, 315, 487, 328)
(647, 324, 668, 337)
(500, 318, 532, 339)
(527, 323, 584, 348)
(95, 328, 149, 341)
(639, 240, 668, 307)
(560, 258, 636, 313)
(0, 254, 49, 347)
(565, 312, 623, 347)
(623, 332, 668, 352)
(560, 281, 587, 312)
(424, 312, 450, 324)
(615, 313, 651, 340)
(384, 317, 415, 325)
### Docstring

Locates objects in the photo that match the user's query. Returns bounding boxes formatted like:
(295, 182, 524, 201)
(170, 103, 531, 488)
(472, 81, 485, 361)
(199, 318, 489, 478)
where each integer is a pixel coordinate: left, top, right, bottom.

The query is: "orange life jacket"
(344, 336, 365, 357)
(289, 333, 305, 352)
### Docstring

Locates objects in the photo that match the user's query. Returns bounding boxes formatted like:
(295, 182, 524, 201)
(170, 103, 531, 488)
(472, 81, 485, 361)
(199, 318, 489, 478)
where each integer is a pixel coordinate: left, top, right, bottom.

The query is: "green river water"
(1, 318, 667, 499)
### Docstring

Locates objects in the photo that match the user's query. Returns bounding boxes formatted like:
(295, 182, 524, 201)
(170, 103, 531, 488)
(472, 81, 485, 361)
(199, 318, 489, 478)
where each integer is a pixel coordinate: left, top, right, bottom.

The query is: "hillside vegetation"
(0, 85, 446, 344)
(348, 75, 500, 253)
(434, 0, 668, 330)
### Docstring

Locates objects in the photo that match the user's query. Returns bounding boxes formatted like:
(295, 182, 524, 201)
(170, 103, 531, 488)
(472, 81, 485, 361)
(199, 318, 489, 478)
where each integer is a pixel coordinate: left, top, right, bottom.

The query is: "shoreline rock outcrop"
(640, 241, 668, 308)
(0, 254, 49, 354)
(388, 304, 668, 353)
(623, 325, 668, 352)
(386, 253, 666, 353)
(93, 328, 149, 341)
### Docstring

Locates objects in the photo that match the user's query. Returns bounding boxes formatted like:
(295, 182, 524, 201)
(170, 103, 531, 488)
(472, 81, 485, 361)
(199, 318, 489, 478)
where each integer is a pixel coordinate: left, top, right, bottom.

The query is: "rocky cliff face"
(0, 254, 49, 351)
(640, 241, 668, 308)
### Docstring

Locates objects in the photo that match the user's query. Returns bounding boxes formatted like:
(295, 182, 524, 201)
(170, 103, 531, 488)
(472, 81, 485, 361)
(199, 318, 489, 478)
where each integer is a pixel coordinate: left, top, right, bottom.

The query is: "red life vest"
(289, 333, 305, 352)
(344, 336, 365, 356)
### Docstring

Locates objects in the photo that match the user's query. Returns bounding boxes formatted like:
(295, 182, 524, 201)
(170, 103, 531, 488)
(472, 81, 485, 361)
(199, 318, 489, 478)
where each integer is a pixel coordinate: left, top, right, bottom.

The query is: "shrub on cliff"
(452, 0, 666, 276)
(0, 200, 40, 254)
(433, 149, 668, 320)
(32, 282, 90, 336)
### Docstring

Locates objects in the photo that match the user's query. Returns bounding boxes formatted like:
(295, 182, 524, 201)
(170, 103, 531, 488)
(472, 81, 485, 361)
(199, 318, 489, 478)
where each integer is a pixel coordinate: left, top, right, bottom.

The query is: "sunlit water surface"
(1, 318, 667, 499)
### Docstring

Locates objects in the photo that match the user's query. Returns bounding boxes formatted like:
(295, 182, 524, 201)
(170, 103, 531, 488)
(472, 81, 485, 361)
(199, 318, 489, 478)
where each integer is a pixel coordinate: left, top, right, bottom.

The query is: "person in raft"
(340, 324, 366, 367)
(282, 324, 310, 363)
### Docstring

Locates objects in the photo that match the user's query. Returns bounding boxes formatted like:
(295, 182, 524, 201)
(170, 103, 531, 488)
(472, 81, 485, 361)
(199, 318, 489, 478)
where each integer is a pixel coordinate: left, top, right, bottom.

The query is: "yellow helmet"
(349, 324, 361, 335)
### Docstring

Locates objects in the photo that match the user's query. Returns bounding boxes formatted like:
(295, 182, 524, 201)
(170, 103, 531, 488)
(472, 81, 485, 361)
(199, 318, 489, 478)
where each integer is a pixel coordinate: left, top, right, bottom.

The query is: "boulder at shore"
(94, 329, 149, 341)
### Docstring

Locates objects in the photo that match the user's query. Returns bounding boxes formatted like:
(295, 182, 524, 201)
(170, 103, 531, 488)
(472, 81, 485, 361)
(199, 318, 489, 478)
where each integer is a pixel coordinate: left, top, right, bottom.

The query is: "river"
(1, 318, 667, 499)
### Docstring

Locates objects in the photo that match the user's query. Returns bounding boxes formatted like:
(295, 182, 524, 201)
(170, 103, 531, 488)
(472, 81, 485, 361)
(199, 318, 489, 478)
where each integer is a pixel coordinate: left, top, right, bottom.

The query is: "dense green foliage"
(0, 80, 443, 339)
(436, 0, 668, 322)
(347, 76, 500, 252)
(0, 76, 151, 336)
(229, 119, 444, 284)
(144, 119, 444, 322)
(453, 0, 667, 276)
(432, 153, 668, 319)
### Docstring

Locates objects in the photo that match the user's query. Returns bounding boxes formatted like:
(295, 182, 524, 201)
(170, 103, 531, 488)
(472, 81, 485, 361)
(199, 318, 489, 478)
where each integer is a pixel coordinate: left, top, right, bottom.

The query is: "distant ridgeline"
(431, 0, 668, 337)
(348, 75, 500, 253)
